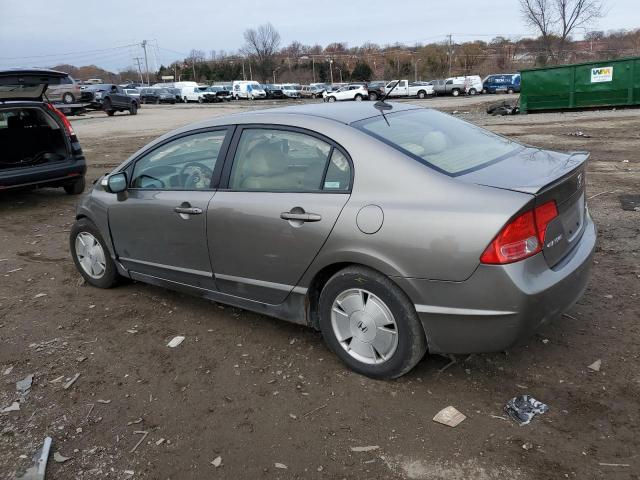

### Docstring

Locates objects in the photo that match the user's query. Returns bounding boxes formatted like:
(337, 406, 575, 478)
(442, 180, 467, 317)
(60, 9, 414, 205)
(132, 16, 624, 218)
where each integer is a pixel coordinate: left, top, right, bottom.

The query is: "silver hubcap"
(75, 232, 106, 279)
(331, 289, 398, 365)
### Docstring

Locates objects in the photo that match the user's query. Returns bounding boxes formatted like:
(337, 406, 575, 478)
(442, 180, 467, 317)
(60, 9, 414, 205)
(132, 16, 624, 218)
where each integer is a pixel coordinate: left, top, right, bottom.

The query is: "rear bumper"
(394, 211, 596, 354)
(0, 158, 86, 190)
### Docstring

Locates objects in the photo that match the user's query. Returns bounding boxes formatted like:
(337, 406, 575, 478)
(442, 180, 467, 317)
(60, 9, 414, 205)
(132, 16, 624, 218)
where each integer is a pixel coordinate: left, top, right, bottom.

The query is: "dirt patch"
(1, 102, 639, 479)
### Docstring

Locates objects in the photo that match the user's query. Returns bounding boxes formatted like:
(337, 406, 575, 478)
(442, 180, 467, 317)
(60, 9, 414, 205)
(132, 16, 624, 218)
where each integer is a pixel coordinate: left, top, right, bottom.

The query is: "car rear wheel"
(318, 266, 427, 379)
(63, 176, 85, 195)
(70, 218, 120, 289)
(468, 88, 477, 95)
(451, 89, 460, 97)
(354, 94, 363, 101)
(129, 102, 138, 115)
(507, 88, 515, 94)
(103, 99, 114, 116)
(369, 92, 378, 101)
(62, 92, 75, 104)
(417, 90, 426, 99)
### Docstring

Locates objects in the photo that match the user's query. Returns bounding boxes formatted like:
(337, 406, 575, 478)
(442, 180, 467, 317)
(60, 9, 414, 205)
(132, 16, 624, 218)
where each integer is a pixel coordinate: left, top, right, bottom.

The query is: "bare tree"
(520, 0, 604, 63)
(243, 23, 281, 82)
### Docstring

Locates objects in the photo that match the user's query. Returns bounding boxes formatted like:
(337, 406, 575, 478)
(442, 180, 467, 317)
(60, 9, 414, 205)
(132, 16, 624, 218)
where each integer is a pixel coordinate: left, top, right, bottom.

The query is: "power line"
(0, 43, 139, 61)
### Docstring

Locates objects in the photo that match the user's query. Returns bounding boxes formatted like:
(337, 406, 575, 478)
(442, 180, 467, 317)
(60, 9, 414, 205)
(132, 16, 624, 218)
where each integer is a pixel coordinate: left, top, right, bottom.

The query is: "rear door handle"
(280, 212, 322, 222)
(174, 206, 203, 215)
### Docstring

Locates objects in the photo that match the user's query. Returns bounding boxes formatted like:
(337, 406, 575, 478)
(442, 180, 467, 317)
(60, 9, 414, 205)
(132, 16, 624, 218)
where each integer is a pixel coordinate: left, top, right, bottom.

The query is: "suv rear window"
(352, 109, 521, 176)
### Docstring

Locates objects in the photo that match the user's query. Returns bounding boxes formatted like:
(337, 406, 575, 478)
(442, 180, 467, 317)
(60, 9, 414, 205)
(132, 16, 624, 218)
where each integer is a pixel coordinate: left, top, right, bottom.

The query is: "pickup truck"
(85, 84, 138, 115)
(384, 80, 434, 99)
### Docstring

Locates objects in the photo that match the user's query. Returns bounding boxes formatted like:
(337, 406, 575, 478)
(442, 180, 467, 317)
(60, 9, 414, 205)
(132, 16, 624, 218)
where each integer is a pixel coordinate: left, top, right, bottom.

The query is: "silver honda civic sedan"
(70, 102, 596, 379)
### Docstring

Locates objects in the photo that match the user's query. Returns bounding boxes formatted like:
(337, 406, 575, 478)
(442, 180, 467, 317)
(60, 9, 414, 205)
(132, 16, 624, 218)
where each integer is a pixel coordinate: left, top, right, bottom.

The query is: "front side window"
(131, 130, 227, 190)
(228, 129, 350, 192)
(354, 109, 521, 176)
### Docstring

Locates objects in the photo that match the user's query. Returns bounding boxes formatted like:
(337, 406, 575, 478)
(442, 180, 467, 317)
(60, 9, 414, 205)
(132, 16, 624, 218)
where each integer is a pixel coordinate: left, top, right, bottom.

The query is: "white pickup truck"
(384, 80, 434, 99)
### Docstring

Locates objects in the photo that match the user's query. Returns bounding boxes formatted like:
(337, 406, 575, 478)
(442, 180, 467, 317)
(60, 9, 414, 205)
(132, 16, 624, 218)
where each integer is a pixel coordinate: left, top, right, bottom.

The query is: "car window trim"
(123, 126, 235, 192)
(218, 123, 354, 194)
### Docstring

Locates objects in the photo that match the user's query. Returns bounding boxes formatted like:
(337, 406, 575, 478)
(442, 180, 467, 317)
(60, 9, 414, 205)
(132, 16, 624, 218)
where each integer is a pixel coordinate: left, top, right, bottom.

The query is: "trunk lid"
(0, 69, 68, 101)
(459, 147, 589, 267)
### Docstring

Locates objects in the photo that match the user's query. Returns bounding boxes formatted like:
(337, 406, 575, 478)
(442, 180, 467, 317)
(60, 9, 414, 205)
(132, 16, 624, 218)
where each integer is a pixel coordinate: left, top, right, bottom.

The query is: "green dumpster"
(520, 56, 640, 112)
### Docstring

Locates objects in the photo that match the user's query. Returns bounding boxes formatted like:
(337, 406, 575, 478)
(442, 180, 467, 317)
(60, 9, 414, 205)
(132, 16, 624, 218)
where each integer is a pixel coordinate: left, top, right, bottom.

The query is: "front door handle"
(174, 206, 203, 215)
(280, 211, 322, 222)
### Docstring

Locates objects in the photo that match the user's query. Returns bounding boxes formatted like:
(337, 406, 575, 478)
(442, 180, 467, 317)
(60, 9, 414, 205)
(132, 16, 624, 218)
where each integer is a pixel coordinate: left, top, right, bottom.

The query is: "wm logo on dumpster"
(591, 66, 613, 83)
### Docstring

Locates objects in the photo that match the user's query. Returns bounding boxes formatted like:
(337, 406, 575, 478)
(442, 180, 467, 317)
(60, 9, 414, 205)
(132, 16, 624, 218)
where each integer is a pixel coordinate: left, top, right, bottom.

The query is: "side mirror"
(107, 172, 127, 193)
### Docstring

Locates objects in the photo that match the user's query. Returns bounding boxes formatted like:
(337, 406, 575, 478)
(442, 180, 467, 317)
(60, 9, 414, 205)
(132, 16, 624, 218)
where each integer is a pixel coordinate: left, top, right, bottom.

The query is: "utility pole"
(192, 60, 196, 81)
(249, 62, 252, 80)
(242, 60, 246, 80)
(133, 57, 144, 84)
(329, 59, 334, 84)
(447, 34, 453, 77)
(312, 57, 316, 83)
(141, 40, 150, 85)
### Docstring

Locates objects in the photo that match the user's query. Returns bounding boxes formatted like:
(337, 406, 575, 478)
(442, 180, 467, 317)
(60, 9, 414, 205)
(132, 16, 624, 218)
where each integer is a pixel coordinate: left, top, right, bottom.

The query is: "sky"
(0, 0, 637, 72)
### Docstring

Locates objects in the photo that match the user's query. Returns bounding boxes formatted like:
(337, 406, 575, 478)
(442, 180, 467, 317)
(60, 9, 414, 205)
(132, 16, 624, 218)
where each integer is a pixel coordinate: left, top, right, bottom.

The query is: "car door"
(108, 128, 232, 289)
(208, 126, 353, 304)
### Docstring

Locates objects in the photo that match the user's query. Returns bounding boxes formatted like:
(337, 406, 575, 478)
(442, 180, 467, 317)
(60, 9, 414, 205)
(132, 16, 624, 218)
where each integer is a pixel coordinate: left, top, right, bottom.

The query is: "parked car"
(85, 84, 138, 115)
(384, 80, 434, 99)
(47, 75, 82, 104)
(201, 86, 230, 103)
(364, 81, 386, 101)
(181, 86, 207, 103)
(262, 84, 285, 99)
(300, 85, 324, 98)
(0, 69, 86, 194)
(70, 101, 595, 379)
(124, 88, 141, 102)
(279, 84, 300, 98)
(431, 78, 464, 96)
(323, 84, 368, 102)
(462, 75, 484, 95)
(140, 88, 176, 104)
(483, 74, 521, 94)
(232, 81, 267, 100)
(167, 88, 183, 103)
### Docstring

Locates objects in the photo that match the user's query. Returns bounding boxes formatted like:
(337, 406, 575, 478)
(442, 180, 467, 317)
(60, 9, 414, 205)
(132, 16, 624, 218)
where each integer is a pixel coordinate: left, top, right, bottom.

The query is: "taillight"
(45, 103, 75, 136)
(480, 201, 558, 265)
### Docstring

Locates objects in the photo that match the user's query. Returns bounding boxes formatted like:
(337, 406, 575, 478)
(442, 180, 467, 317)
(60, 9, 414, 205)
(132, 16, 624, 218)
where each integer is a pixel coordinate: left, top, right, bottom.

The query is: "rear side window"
(353, 109, 521, 176)
(228, 129, 350, 192)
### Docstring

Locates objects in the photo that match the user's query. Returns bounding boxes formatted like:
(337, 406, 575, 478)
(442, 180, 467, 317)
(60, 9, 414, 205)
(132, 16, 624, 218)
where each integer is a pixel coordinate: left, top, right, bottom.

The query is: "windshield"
(353, 109, 521, 176)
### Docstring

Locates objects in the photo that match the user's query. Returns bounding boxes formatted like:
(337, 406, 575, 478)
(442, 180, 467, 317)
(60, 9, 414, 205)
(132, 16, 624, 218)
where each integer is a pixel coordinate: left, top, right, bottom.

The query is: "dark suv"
(0, 69, 86, 194)
(85, 84, 138, 116)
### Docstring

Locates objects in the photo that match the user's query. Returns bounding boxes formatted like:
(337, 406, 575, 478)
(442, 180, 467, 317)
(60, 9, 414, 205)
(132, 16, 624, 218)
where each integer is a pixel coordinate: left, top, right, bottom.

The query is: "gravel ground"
(1, 95, 638, 480)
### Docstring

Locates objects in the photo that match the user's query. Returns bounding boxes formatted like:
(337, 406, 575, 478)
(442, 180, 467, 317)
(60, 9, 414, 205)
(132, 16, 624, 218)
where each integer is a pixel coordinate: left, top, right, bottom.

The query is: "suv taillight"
(480, 201, 558, 264)
(45, 103, 75, 136)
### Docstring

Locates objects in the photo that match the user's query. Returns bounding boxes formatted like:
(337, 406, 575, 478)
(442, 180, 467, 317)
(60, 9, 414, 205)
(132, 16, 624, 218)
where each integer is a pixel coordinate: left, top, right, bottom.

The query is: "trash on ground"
(17, 374, 34, 396)
(167, 336, 185, 348)
(274, 463, 288, 469)
(504, 395, 549, 425)
(487, 101, 519, 116)
(97, 399, 111, 404)
(17, 436, 52, 480)
(587, 359, 602, 372)
(211, 456, 222, 467)
(63, 373, 81, 390)
(619, 194, 640, 212)
(3, 365, 13, 375)
(155, 438, 165, 446)
(53, 451, 71, 463)
(433, 406, 466, 427)
(522, 442, 534, 450)
(598, 462, 630, 467)
(34, 293, 47, 299)
(2, 401, 21, 413)
(567, 130, 592, 138)
(351, 445, 380, 452)
(130, 430, 148, 453)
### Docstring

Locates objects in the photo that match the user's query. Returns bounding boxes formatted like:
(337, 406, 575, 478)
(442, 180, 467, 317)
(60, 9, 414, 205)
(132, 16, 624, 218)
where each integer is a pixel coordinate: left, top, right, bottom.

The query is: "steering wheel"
(180, 162, 213, 189)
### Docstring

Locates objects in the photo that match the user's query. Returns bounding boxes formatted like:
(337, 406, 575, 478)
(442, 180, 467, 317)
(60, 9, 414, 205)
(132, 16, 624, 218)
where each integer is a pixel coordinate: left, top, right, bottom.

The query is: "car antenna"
(373, 80, 399, 126)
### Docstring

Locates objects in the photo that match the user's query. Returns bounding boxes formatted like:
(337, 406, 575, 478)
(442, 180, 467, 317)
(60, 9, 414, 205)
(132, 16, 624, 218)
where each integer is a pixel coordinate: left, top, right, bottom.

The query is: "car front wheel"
(62, 92, 75, 104)
(319, 266, 427, 379)
(129, 103, 138, 115)
(70, 218, 120, 288)
(354, 94, 363, 101)
(328, 96, 336, 102)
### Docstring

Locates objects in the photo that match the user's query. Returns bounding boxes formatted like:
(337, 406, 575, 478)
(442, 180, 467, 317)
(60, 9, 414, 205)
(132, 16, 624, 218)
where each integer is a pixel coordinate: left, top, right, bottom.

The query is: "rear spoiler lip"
(474, 151, 590, 196)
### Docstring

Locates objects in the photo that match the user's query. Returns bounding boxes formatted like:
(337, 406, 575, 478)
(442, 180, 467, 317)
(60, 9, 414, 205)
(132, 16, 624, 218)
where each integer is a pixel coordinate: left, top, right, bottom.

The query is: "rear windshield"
(353, 109, 521, 176)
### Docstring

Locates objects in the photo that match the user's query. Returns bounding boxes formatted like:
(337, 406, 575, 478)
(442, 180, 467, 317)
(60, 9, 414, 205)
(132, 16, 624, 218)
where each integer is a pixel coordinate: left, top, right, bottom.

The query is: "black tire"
(354, 94, 363, 101)
(198, 97, 203, 104)
(318, 266, 427, 379)
(369, 92, 378, 101)
(507, 88, 515, 94)
(142, 98, 147, 104)
(417, 90, 426, 99)
(129, 102, 138, 115)
(62, 92, 75, 104)
(451, 89, 460, 97)
(63, 176, 85, 195)
(328, 96, 337, 103)
(468, 88, 477, 95)
(70, 218, 120, 289)
(103, 99, 114, 116)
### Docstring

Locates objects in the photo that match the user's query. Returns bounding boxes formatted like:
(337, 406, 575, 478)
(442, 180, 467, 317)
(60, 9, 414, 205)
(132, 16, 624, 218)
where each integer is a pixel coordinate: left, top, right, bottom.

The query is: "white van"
(232, 81, 266, 100)
(462, 75, 483, 95)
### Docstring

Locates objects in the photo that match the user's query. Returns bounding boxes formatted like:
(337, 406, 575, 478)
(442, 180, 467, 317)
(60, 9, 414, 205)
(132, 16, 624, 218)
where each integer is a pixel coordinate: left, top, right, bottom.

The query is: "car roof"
(232, 102, 420, 125)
